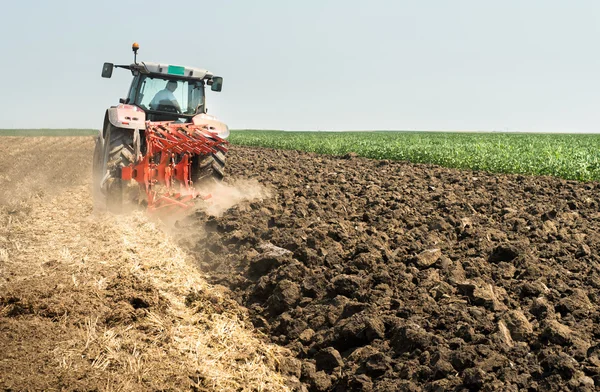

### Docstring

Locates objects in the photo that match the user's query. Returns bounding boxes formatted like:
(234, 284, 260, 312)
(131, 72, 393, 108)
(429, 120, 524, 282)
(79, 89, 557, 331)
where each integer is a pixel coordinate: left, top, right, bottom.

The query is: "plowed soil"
(174, 146, 600, 391)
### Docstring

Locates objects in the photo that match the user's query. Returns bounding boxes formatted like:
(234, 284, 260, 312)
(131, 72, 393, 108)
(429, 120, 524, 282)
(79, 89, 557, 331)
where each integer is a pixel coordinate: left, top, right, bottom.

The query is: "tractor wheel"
(104, 125, 135, 213)
(194, 150, 226, 186)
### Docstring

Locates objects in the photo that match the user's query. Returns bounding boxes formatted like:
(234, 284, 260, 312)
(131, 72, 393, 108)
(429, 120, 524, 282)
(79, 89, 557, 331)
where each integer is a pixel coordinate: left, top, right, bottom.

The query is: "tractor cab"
(101, 44, 223, 122)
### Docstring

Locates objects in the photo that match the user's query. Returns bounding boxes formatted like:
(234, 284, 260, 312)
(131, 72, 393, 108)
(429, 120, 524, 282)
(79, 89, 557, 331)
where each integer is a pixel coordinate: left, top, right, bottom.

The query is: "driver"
(150, 80, 181, 112)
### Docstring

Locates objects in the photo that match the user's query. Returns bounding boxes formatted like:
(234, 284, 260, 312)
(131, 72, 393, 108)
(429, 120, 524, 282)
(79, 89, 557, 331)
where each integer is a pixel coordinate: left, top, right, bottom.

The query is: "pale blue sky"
(1, 0, 599, 132)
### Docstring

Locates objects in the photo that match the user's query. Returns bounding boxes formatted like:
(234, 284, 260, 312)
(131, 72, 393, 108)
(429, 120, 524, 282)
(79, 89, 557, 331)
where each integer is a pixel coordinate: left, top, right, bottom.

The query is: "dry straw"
(0, 137, 292, 391)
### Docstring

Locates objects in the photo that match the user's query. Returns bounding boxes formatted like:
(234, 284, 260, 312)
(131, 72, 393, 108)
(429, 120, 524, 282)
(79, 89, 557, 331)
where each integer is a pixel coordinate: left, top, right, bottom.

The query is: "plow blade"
(121, 121, 227, 212)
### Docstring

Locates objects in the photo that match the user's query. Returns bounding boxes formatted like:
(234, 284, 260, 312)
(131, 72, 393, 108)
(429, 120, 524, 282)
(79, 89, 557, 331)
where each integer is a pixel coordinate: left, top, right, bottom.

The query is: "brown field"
(188, 147, 600, 391)
(2, 137, 600, 391)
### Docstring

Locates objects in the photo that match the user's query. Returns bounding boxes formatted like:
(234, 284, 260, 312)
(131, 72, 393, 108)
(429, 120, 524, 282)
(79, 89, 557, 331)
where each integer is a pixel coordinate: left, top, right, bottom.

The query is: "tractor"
(93, 43, 229, 213)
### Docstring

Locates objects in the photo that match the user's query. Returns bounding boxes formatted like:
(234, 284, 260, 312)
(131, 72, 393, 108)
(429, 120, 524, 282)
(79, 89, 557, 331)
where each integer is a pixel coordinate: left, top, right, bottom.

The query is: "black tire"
(193, 150, 226, 186)
(104, 124, 135, 213)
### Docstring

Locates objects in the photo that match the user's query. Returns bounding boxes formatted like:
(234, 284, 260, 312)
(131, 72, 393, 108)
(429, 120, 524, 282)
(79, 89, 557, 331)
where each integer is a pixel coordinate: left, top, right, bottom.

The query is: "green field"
(230, 130, 600, 182)
(0, 129, 97, 137)
(3, 129, 599, 181)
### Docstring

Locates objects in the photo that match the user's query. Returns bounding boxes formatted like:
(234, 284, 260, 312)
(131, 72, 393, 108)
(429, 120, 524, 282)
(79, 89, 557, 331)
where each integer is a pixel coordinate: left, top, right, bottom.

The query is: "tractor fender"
(192, 113, 230, 139)
(106, 105, 146, 132)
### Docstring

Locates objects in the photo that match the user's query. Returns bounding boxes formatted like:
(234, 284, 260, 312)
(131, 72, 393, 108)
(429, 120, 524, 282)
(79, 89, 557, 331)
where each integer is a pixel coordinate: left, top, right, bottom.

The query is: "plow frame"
(121, 121, 228, 212)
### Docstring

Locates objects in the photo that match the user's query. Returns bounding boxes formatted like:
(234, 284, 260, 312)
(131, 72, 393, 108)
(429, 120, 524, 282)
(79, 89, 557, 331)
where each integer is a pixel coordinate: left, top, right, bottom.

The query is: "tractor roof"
(117, 62, 213, 80)
(141, 62, 213, 80)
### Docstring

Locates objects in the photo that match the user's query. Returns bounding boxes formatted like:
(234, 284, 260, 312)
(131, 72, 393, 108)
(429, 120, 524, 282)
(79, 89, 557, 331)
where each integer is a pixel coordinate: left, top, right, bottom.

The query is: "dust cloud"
(0, 138, 94, 202)
(198, 179, 271, 217)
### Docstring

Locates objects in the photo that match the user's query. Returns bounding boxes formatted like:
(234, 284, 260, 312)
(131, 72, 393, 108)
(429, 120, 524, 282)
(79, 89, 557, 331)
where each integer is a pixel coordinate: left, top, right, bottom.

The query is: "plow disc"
(121, 121, 228, 212)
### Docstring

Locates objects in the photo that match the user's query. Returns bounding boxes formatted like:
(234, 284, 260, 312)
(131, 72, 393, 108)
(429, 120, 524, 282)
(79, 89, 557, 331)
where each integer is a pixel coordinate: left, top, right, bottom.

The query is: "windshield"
(133, 76, 205, 115)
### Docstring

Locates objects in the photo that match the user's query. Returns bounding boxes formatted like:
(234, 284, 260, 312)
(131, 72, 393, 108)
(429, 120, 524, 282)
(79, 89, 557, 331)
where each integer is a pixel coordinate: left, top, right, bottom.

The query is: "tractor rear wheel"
(193, 150, 226, 186)
(104, 124, 135, 213)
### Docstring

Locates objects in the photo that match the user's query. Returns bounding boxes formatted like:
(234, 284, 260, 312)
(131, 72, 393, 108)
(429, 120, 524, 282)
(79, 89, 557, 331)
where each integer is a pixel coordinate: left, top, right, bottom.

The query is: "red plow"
(121, 121, 228, 212)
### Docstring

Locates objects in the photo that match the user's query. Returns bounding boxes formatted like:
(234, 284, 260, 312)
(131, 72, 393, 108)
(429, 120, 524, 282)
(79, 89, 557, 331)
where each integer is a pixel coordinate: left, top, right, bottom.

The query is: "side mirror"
(211, 76, 223, 92)
(101, 62, 114, 78)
